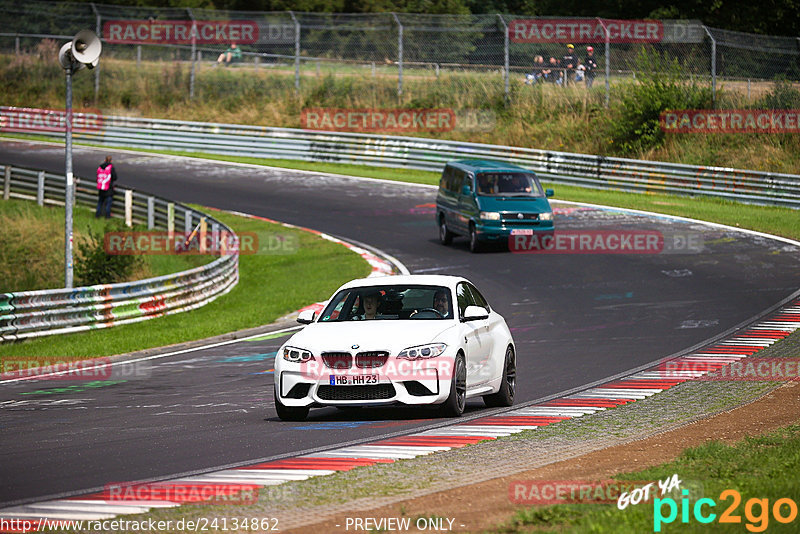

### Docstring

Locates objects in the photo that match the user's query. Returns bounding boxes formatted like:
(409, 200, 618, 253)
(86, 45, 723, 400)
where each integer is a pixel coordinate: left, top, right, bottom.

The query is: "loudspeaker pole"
(65, 63, 74, 288)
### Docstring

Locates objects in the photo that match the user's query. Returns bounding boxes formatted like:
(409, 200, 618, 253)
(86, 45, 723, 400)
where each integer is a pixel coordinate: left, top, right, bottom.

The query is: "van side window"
(461, 173, 472, 194)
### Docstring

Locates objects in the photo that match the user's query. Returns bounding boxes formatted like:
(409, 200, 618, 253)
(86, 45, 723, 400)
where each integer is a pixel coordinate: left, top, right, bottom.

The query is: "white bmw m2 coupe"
(274, 275, 516, 421)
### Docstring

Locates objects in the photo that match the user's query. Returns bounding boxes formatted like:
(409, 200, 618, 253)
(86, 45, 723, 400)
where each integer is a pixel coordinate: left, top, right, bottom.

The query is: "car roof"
(337, 274, 468, 292)
(446, 159, 534, 174)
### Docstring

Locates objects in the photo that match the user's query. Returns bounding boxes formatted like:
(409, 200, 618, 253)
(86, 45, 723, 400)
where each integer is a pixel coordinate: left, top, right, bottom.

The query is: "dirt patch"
(284, 381, 800, 533)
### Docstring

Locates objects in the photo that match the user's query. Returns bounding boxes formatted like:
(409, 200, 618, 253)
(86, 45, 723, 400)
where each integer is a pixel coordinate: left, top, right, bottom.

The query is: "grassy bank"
(2, 50, 800, 173)
(0, 198, 208, 292)
(502, 423, 800, 533)
(0, 208, 371, 360)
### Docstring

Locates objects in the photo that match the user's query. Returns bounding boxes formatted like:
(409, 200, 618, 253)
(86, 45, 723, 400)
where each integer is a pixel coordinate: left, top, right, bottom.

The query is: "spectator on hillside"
(217, 43, 242, 65)
(584, 46, 598, 88)
(525, 55, 546, 84)
(561, 43, 578, 84)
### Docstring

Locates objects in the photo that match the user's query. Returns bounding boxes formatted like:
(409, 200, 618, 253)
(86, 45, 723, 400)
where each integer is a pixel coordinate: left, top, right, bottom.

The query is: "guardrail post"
(147, 196, 155, 229)
(184, 208, 192, 235)
(167, 202, 175, 235)
(124, 189, 133, 227)
(37, 170, 45, 206)
(3, 166, 9, 200)
(15, 36, 20, 55)
(136, 45, 141, 67)
(199, 217, 207, 253)
(211, 222, 220, 254)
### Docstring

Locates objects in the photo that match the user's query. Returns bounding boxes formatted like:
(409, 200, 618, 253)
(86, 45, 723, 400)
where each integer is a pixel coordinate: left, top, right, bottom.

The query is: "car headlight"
(479, 211, 501, 221)
(539, 212, 553, 221)
(397, 343, 447, 360)
(282, 346, 314, 363)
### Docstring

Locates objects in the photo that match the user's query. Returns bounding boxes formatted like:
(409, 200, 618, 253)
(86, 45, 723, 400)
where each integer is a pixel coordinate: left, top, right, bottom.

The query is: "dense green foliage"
(74, 221, 144, 286)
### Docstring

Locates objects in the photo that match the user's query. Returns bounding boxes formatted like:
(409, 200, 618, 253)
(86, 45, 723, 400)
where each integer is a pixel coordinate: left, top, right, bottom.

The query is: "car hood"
(286, 320, 457, 354)
(477, 195, 552, 214)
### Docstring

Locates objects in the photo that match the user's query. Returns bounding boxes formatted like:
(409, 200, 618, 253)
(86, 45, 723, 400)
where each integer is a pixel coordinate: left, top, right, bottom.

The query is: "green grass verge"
(0, 208, 371, 361)
(500, 423, 800, 533)
(0, 198, 209, 292)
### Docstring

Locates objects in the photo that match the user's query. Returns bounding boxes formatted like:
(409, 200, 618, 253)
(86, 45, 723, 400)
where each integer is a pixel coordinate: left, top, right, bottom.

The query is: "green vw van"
(436, 160, 554, 252)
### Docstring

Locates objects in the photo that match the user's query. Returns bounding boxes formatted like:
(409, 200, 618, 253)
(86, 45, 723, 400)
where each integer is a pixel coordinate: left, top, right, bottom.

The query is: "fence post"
(288, 11, 300, 92)
(392, 13, 403, 97)
(147, 196, 155, 229)
(188, 8, 197, 100)
(703, 26, 717, 108)
(15, 35, 19, 55)
(211, 221, 220, 254)
(497, 15, 510, 102)
(91, 3, 101, 102)
(199, 217, 207, 253)
(597, 18, 610, 109)
(167, 202, 175, 235)
(37, 170, 45, 206)
(124, 189, 133, 227)
(184, 208, 192, 235)
(3, 166, 10, 200)
(137, 45, 141, 67)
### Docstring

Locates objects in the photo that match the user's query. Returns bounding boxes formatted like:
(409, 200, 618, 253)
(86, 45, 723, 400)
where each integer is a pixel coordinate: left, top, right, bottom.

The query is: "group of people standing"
(525, 44, 598, 88)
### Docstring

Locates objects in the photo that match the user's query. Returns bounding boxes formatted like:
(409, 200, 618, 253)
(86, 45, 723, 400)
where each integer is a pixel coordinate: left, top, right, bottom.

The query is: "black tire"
(483, 346, 516, 408)
(439, 215, 453, 245)
(439, 354, 466, 417)
(274, 390, 309, 421)
(469, 223, 481, 253)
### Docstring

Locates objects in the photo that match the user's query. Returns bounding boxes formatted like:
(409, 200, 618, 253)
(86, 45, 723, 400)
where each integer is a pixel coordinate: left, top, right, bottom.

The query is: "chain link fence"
(0, 0, 798, 108)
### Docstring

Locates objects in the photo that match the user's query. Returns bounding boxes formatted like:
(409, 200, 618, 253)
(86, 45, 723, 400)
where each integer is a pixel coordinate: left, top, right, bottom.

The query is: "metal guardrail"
(4, 109, 796, 208)
(0, 163, 239, 342)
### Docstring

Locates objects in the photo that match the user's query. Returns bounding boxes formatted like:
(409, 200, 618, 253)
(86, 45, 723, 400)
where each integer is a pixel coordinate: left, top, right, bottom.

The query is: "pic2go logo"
(653, 489, 798, 532)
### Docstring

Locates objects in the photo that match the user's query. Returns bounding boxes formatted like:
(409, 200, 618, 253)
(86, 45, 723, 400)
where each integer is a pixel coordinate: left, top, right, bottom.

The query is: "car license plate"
(510, 229, 534, 235)
(329, 375, 378, 385)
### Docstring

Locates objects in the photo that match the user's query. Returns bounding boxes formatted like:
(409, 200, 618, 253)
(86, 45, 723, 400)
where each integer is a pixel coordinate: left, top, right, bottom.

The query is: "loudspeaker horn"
(70, 30, 102, 65)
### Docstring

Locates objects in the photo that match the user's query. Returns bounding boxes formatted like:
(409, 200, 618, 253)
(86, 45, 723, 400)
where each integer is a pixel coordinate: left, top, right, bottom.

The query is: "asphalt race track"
(1, 140, 798, 505)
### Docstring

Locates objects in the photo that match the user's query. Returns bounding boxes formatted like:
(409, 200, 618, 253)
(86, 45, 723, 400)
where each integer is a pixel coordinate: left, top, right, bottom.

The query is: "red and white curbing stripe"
(2, 300, 797, 526)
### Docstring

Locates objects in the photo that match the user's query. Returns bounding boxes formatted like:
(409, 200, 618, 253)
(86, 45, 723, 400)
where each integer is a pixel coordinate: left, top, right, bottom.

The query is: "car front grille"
(317, 384, 396, 401)
(321, 352, 352, 369)
(355, 351, 389, 368)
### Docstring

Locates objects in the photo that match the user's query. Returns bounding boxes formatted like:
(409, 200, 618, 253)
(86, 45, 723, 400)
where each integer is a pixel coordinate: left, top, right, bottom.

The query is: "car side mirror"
(545, 188, 554, 197)
(461, 184, 472, 196)
(297, 310, 316, 324)
(463, 305, 489, 321)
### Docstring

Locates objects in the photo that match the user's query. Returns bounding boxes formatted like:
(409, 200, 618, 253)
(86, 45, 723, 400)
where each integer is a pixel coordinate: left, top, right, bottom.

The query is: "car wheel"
(274, 390, 309, 421)
(484, 346, 516, 407)
(469, 223, 481, 253)
(439, 215, 453, 245)
(439, 353, 466, 417)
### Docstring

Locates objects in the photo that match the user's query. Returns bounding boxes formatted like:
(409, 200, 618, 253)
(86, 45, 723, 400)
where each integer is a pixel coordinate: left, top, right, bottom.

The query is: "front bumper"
(475, 222, 555, 242)
(276, 357, 453, 407)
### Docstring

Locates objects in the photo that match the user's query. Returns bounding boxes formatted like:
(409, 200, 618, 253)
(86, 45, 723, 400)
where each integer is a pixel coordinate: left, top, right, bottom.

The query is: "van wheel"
(439, 215, 453, 245)
(469, 224, 481, 253)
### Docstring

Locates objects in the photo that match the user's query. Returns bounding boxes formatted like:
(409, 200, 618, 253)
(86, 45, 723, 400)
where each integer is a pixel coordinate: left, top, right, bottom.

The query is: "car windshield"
(476, 172, 544, 197)
(318, 285, 453, 321)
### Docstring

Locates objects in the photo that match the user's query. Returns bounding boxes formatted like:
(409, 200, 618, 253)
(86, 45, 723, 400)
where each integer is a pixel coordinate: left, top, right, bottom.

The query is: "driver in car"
(434, 289, 450, 318)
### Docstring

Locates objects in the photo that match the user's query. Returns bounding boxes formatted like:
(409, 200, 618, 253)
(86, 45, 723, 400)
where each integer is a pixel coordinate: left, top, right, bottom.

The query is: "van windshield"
(476, 172, 543, 197)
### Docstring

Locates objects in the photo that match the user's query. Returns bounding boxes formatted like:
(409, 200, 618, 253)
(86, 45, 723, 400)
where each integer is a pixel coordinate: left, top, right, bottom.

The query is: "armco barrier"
(0, 163, 239, 342)
(2, 108, 798, 208)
